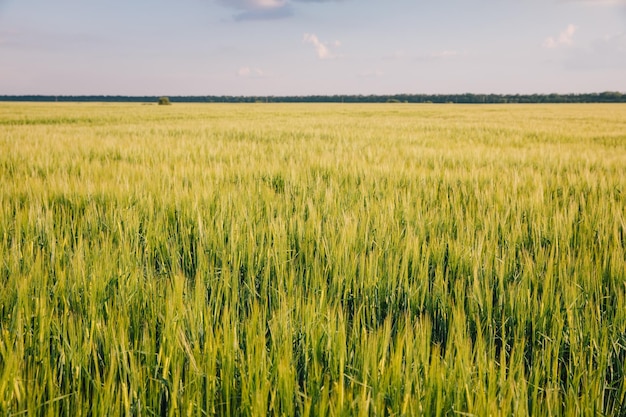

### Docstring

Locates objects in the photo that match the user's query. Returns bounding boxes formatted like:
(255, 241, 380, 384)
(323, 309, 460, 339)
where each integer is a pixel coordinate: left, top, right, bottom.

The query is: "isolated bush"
(158, 96, 171, 105)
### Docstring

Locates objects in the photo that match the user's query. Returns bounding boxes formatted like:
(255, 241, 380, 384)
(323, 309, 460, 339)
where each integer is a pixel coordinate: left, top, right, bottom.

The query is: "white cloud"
(253, 0, 285, 6)
(217, 0, 287, 10)
(217, 0, 292, 20)
(294, 0, 347, 2)
(219, 0, 344, 7)
(543, 24, 578, 48)
(216, 0, 345, 20)
(237, 66, 265, 77)
(233, 7, 293, 20)
(303, 33, 340, 59)
(430, 50, 463, 59)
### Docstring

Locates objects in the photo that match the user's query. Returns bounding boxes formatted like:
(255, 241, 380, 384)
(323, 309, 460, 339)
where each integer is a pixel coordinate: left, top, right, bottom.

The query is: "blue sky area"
(0, 0, 625, 95)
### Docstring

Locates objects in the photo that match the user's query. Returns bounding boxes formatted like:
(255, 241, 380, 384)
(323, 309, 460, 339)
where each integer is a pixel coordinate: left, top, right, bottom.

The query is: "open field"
(1, 102, 625, 416)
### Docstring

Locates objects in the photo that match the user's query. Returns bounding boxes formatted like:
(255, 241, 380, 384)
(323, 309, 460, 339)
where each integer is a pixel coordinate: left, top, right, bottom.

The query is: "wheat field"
(1, 102, 625, 416)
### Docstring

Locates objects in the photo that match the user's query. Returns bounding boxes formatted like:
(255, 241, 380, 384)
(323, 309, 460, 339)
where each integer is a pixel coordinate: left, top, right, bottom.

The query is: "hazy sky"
(1, 0, 625, 95)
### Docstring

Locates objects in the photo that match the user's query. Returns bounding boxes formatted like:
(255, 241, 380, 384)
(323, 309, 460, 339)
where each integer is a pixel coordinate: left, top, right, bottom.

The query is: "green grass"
(1, 102, 625, 416)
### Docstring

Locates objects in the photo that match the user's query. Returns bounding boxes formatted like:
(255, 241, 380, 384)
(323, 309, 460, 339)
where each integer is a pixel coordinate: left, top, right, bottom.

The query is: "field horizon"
(1, 91, 625, 104)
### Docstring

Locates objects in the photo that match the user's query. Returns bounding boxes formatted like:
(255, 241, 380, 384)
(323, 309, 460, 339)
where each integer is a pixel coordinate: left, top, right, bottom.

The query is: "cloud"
(233, 6, 293, 20)
(217, 0, 291, 20)
(237, 66, 265, 77)
(218, 0, 345, 5)
(303, 33, 340, 59)
(216, 0, 345, 20)
(217, 0, 287, 10)
(543, 24, 578, 48)
(430, 50, 463, 59)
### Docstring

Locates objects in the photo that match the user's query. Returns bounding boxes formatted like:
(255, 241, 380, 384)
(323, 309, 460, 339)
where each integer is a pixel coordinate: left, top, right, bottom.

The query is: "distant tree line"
(1, 92, 625, 104)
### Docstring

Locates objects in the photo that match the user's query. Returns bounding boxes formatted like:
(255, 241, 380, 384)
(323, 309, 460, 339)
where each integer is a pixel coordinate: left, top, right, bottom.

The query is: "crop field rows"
(0, 103, 625, 416)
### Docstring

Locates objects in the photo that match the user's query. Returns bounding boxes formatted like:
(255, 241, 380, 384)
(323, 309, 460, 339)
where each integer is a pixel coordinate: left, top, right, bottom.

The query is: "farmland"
(1, 102, 625, 415)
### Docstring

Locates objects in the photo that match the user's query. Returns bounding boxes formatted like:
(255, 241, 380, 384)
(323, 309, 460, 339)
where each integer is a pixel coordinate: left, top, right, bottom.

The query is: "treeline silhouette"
(1, 92, 624, 104)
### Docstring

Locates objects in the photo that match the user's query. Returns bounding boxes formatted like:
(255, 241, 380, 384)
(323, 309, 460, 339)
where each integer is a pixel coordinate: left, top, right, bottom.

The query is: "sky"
(0, 0, 625, 96)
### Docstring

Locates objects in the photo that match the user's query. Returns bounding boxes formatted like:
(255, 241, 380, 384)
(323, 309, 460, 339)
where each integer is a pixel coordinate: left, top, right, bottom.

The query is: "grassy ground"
(1, 102, 625, 416)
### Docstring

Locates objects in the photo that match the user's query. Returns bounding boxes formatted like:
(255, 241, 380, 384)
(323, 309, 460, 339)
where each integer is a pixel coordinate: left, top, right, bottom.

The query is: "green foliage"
(1, 91, 626, 103)
(158, 96, 171, 105)
(0, 102, 625, 416)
